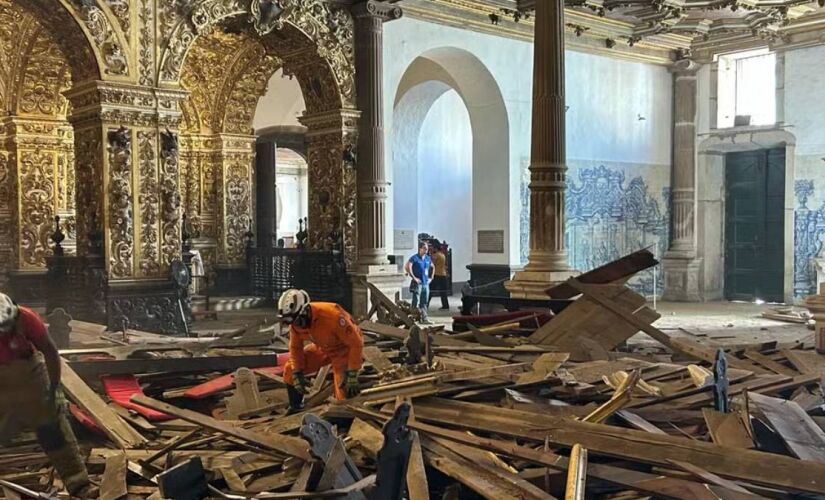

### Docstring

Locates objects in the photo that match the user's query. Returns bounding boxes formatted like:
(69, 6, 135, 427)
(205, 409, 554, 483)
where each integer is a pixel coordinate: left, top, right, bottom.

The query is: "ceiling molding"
(401, 0, 825, 63)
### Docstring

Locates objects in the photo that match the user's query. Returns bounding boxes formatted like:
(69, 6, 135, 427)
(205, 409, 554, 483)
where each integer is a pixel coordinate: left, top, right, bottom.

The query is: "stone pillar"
(65, 81, 189, 334)
(255, 138, 276, 251)
(350, 0, 404, 316)
(662, 60, 703, 301)
(506, 0, 576, 299)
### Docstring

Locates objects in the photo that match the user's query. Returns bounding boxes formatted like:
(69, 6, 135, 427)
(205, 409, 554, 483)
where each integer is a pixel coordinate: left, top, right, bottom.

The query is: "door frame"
(697, 126, 796, 303)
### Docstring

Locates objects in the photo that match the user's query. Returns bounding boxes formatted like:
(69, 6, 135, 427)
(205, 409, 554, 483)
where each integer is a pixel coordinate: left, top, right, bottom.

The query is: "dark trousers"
(428, 275, 450, 309)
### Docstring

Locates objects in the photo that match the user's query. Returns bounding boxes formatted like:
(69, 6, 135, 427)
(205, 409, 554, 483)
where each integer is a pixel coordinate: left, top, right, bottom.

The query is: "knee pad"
(35, 421, 67, 451)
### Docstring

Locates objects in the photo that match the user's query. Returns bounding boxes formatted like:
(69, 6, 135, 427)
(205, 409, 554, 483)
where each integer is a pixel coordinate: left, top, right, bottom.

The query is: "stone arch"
(392, 47, 511, 276)
(16, 0, 120, 83)
(0, 0, 102, 293)
(157, 0, 355, 109)
(173, 7, 358, 289)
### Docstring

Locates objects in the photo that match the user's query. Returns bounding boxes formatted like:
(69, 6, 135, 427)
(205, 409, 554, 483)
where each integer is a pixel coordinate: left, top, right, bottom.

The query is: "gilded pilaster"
(65, 80, 186, 280)
(299, 109, 360, 267)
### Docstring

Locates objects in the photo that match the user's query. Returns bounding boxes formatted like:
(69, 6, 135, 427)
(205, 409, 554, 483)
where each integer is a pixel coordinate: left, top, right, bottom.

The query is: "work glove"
(343, 370, 361, 398)
(48, 383, 66, 410)
(292, 371, 310, 395)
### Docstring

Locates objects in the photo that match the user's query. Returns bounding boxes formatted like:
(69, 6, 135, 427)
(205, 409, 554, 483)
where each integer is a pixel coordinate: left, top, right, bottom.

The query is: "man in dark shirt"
(404, 241, 434, 323)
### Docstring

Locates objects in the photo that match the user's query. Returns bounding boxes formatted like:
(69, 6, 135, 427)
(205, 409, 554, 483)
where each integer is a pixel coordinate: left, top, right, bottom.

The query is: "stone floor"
(191, 296, 812, 349)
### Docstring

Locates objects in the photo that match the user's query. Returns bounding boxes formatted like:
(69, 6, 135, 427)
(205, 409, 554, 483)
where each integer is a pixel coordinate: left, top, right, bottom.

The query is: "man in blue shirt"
(405, 241, 434, 323)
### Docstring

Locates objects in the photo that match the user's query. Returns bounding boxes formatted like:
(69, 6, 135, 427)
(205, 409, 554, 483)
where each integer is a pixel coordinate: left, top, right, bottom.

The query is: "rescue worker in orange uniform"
(0, 293, 90, 496)
(278, 289, 363, 411)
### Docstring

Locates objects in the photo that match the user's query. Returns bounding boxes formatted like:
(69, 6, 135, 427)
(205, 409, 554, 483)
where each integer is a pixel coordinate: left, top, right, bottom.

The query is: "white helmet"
(0, 293, 19, 334)
(278, 289, 310, 325)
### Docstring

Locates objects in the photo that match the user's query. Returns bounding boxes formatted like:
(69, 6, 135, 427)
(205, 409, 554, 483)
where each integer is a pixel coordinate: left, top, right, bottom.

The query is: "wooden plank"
(545, 248, 658, 299)
(403, 418, 741, 500)
(60, 359, 146, 448)
(564, 444, 587, 500)
(67, 354, 279, 378)
(702, 409, 753, 449)
(100, 451, 128, 500)
(220, 468, 246, 492)
(667, 460, 765, 497)
(132, 395, 310, 460)
(422, 436, 555, 500)
(748, 392, 825, 463)
(615, 410, 667, 435)
(410, 398, 825, 495)
(406, 432, 429, 500)
(783, 349, 825, 376)
(365, 282, 415, 328)
(359, 320, 408, 341)
(566, 281, 758, 372)
(742, 350, 797, 377)
(363, 346, 394, 373)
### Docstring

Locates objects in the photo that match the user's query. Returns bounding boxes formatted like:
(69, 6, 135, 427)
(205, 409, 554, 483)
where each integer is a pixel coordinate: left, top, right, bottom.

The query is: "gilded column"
(506, 0, 576, 299)
(662, 59, 703, 301)
(350, 0, 404, 317)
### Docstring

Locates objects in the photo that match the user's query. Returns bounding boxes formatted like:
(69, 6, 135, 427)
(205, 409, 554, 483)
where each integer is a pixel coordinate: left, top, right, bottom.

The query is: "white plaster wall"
(384, 17, 532, 269)
(566, 51, 672, 166)
(253, 69, 306, 131)
(783, 44, 825, 296)
(415, 90, 473, 282)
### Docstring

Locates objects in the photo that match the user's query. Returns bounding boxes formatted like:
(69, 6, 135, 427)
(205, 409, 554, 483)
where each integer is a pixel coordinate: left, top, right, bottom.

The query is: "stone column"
(662, 60, 703, 301)
(255, 139, 277, 251)
(506, 0, 576, 299)
(350, 0, 404, 316)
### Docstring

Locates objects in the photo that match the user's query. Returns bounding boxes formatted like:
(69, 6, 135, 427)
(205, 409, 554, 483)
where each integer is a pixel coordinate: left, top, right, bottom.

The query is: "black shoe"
(439, 307, 449, 311)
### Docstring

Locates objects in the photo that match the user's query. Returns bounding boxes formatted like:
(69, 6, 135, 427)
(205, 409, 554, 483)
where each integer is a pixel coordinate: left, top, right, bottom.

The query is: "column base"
(505, 269, 579, 299)
(350, 264, 405, 319)
(661, 256, 703, 301)
(805, 284, 825, 353)
(107, 279, 190, 335)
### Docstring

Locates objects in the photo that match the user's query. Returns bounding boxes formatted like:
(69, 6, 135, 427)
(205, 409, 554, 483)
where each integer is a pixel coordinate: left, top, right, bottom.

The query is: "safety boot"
(286, 385, 305, 415)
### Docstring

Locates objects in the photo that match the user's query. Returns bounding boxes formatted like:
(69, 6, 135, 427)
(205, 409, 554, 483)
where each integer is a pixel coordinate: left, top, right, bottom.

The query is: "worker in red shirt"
(0, 293, 89, 496)
(278, 289, 363, 412)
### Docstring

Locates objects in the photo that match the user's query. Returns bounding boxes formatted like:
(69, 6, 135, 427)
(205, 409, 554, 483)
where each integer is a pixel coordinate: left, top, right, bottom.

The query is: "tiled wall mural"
(794, 179, 824, 297)
(521, 164, 670, 297)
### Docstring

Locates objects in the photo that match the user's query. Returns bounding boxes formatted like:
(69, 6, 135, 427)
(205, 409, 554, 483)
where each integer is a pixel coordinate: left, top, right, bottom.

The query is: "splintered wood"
(5, 249, 825, 498)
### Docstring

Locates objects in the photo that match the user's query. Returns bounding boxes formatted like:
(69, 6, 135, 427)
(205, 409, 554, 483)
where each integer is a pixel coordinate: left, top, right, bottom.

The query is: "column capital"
(351, 0, 403, 22)
(670, 58, 702, 76)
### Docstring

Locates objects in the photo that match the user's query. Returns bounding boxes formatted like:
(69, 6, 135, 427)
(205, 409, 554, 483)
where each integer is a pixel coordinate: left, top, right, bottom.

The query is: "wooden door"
(724, 149, 785, 302)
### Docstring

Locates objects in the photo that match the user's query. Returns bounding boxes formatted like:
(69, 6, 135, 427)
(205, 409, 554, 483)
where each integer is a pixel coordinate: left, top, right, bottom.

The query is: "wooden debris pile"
(3, 252, 825, 498)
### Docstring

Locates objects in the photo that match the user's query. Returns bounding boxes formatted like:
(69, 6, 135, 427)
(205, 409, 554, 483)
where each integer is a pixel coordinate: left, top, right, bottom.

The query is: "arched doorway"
(392, 47, 510, 290)
(0, 0, 102, 301)
(169, 6, 357, 294)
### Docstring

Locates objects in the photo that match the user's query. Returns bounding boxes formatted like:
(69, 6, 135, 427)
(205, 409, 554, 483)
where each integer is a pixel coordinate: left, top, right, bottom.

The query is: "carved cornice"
(401, 0, 685, 64)
(404, 0, 825, 64)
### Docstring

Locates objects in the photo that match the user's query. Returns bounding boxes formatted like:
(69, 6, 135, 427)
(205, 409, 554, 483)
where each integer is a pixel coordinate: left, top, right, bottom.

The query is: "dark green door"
(724, 149, 785, 302)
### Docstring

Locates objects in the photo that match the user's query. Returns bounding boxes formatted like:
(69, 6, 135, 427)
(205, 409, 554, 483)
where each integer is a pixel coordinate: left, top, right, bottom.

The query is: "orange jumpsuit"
(282, 302, 364, 400)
